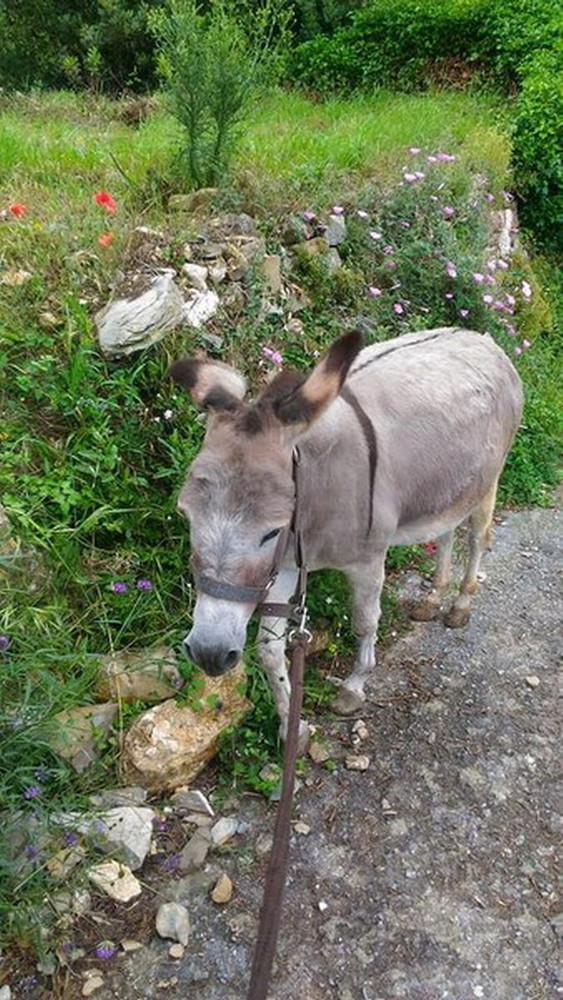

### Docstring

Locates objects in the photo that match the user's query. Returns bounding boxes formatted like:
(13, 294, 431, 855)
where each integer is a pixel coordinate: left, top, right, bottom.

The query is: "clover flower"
(110, 581, 128, 594)
(23, 785, 42, 800)
(403, 173, 418, 183)
(442, 206, 455, 217)
(331, 205, 344, 215)
(383, 245, 395, 255)
(262, 346, 282, 366)
(163, 409, 173, 420)
(94, 191, 117, 213)
(136, 578, 153, 591)
(0, 635, 10, 652)
(459, 309, 469, 318)
(303, 210, 316, 221)
(497, 259, 509, 271)
(426, 155, 437, 163)
(472, 272, 485, 284)
(393, 302, 404, 315)
(485, 193, 495, 203)
(436, 153, 456, 162)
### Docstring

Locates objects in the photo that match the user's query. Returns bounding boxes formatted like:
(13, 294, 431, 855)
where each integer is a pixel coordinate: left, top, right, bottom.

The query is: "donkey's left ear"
(273, 330, 363, 429)
(169, 358, 247, 412)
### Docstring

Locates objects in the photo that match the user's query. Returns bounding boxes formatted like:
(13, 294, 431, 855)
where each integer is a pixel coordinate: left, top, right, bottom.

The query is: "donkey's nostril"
(223, 649, 240, 671)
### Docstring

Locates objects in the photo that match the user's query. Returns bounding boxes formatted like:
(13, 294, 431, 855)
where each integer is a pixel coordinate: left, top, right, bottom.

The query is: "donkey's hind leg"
(444, 480, 498, 629)
(333, 551, 386, 715)
(409, 529, 454, 621)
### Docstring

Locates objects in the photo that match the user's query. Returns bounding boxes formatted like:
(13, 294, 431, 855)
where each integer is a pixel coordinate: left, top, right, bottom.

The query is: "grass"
(0, 85, 560, 962)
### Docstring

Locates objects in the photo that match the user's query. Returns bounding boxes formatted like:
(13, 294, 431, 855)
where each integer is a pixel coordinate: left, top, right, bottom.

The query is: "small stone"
(88, 860, 142, 902)
(169, 943, 185, 959)
(308, 740, 331, 764)
(525, 675, 540, 688)
(0, 987, 11, 1000)
(208, 259, 228, 284)
(345, 754, 370, 771)
(121, 938, 144, 952)
(351, 719, 369, 741)
(82, 978, 104, 997)
(182, 262, 208, 292)
(255, 833, 274, 857)
(325, 213, 347, 246)
(156, 902, 191, 946)
(210, 816, 240, 846)
(294, 821, 311, 835)
(318, 900, 328, 912)
(211, 873, 234, 904)
(179, 828, 211, 872)
(39, 310, 61, 328)
(325, 248, 342, 275)
(171, 789, 214, 817)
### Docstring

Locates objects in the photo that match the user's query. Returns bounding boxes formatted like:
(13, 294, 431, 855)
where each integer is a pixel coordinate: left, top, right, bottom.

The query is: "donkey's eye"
(260, 527, 282, 547)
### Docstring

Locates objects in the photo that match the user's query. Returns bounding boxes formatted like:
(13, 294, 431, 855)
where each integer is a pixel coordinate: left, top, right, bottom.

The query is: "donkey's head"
(171, 331, 362, 676)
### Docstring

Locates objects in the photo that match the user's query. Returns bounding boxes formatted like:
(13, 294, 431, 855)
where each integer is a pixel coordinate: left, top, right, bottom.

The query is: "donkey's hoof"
(444, 605, 470, 629)
(408, 596, 441, 621)
(332, 687, 365, 716)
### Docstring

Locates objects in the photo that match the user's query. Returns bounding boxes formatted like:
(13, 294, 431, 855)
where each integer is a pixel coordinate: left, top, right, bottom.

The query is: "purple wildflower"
(497, 259, 509, 271)
(34, 766, 50, 783)
(487, 259, 497, 272)
(485, 274, 496, 286)
(393, 302, 404, 315)
(64, 831, 79, 847)
(436, 153, 456, 162)
(136, 578, 153, 591)
(445, 261, 457, 279)
(483, 294, 494, 305)
(110, 581, 128, 594)
(331, 205, 344, 215)
(427, 155, 438, 163)
(472, 272, 485, 284)
(522, 339, 531, 349)
(501, 190, 514, 203)
(485, 193, 495, 203)
(369, 230, 382, 241)
(0, 635, 10, 652)
(386, 259, 397, 269)
(413, 171, 425, 180)
(303, 211, 316, 222)
(368, 286, 382, 298)
(24, 844, 41, 859)
(514, 345, 522, 356)
(94, 940, 118, 961)
(160, 852, 181, 874)
(23, 785, 42, 800)
(442, 206, 455, 217)
(383, 245, 395, 255)
(506, 293, 516, 307)
(460, 308, 469, 318)
(262, 346, 283, 366)
(505, 324, 517, 336)
(403, 172, 417, 183)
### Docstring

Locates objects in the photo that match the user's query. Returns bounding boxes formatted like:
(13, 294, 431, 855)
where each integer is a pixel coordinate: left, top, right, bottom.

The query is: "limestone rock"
(82, 976, 104, 997)
(210, 816, 241, 846)
(156, 902, 191, 946)
(96, 273, 187, 357)
(179, 828, 211, 872)
(90, 786, 148, 808)
(345, 754, 371, 771)
(121, 665, 249, 792)
(88, 860, 142, 902)
(97, 645, 182, 704)
(184, 288, 219, 328)
(92, 806, 155, 870)
(182, 262, 208, 291)
(169, 943, 185, 959)
(171, 789, 214, 817)
(49, 702, 118, 772)
(211, 873, 233, 904)
(168, 188, 219, 213)
(325, 213, 347, 246)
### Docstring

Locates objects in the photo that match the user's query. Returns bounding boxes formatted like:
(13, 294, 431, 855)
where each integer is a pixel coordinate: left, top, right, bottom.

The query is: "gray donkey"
(171, 327, 523, 745)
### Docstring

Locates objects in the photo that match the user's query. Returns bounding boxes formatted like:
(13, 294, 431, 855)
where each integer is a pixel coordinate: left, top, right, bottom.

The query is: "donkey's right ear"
(169, 359, 247, 412)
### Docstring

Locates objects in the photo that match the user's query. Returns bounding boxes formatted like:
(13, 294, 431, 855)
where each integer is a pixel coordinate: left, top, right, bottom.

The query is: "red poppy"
(94, 191, 117, 213)
(9, 203, 27, 216)
(98, 233, 114, 248)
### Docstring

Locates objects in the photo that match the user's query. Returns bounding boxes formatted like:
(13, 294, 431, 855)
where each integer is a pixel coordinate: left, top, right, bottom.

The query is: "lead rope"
(246, 449, 311, 1000)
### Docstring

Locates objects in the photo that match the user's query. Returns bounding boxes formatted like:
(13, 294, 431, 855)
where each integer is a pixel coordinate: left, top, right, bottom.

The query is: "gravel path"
(73, 506, 563, 999)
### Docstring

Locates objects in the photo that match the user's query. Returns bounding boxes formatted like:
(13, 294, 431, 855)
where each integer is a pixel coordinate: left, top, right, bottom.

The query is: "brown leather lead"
(246, 634, 307, 1000)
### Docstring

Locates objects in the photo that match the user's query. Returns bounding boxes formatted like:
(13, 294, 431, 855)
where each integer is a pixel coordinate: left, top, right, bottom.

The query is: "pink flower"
(497, 259, 509, 271)
(460, 308, 469, 318)
(485, 193, 495, 203)
(369, 230, 382, 241)
(403, 173, 417, 183)
(483, 294, 494, 304)
(332, 205, 344, 215)
(505, 323, 516, 336)
(369, 286, 382, 298)
(487, 259, 497, 272)
(426, 155, 438, 163)
(386, 259, 397, 269)
(514, 345, 522, 356)
(393, 302, 404, 315)
(383, 245, 395, 255)
(445, 261, 457, 279)
(413, 171, 425, 180)
(505, 293, 516, 306)
(521, 280, 532, 299)
(409, 147, 421, 154)
(445, 293, 454, 300)
(436, 153, 456, 162)
(400, 220, 411, 229)
(522, 339, 531, 349)
(485, 274, 496, 286)
(303, 210, 316, 221)
(423, 541, 437, 555)
(262, 346, 283, 366)
(442, 206, 455, 217)
(472, 272, 485, 284)
(501, 191, 514, 203)
(356, 210, 369, 219)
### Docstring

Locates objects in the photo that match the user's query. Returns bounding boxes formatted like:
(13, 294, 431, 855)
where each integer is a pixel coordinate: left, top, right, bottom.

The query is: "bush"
(150, 0, 290, 189)
(512, 51, 563, 251)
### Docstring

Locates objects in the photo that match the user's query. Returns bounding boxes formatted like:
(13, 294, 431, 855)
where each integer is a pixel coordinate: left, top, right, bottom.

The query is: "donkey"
(171, 327, 523, 744)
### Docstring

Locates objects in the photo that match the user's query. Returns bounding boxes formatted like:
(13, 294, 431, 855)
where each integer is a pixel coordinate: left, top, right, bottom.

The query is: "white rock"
(211, 873, 234, 904)
(156, 902, 191, 946)
(169, 943, 185, 959)
(184, 288, 219, 328)
(82, 978, 104, 997)
(325, 214, 347, 246)
(182, 262, 208, 291)
(0, 988, 11, 1000)
(351, 719, 369, 741)
(171, 788, 214, 816)
(94, 806, 155, 870)
(88, 860, 142, 902)
(210, 816, 240, 846)
(96, 273, 187, 357)
(345, 754, 371, 771)
(525, 675, 540, 689)
(294, 821, 311, 835)
(121, 938, 144, 952)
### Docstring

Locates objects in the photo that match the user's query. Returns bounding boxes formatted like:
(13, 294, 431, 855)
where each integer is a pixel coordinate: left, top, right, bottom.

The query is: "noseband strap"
(191, 570, 273, 605)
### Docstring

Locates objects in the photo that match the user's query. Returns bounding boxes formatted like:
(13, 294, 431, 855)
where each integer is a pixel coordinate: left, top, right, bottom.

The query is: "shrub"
(512, 51, 563, 251)
(150, 0, 290, 189)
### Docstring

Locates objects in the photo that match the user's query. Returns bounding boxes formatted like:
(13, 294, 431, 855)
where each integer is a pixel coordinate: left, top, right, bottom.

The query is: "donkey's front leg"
(333, 551, 387, 715)
(257, 567, 310, 753)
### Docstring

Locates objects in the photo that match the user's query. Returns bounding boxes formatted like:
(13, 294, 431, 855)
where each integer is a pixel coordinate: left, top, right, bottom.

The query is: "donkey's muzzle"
(184, 637, 241, 677)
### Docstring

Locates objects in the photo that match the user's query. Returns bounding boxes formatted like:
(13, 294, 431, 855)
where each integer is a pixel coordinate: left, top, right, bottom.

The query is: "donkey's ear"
(169, 358, 247, 412)
(273, 330, 363, 429)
